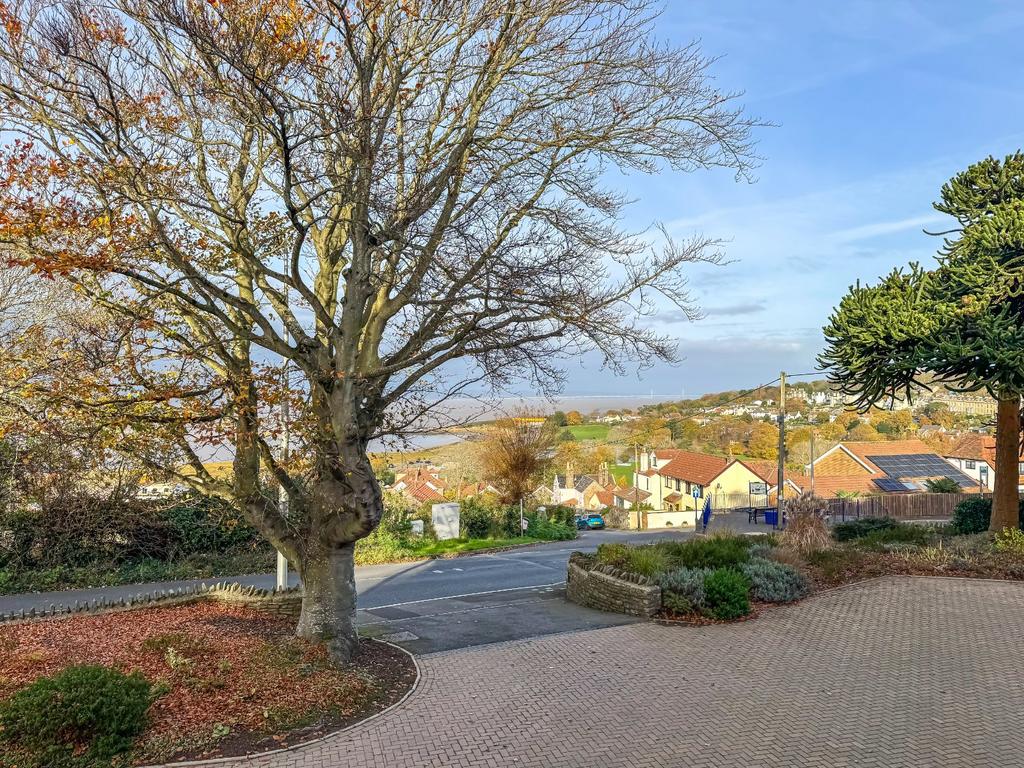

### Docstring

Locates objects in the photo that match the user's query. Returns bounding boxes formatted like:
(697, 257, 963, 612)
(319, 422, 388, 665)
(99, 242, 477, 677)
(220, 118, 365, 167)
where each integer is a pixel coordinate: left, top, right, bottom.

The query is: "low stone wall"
(646, 510, 697, 529)
(0, 582, 303, 625)
(599, 507, 631, 529)
(566, 552, 661, 618)
(204, 583, 303, 620)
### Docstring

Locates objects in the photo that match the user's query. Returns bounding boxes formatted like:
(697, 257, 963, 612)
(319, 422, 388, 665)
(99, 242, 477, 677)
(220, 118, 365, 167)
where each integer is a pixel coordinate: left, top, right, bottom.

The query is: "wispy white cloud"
(830, 214, 945, 244)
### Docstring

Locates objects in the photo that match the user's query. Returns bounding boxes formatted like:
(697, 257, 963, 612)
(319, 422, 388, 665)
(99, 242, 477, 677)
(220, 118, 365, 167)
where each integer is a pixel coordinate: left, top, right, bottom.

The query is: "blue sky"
(564, 0, 1024, 398)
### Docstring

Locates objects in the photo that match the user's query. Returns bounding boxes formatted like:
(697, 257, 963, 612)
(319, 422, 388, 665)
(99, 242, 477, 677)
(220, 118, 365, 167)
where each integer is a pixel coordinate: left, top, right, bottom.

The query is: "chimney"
(567, 462, 575, 492)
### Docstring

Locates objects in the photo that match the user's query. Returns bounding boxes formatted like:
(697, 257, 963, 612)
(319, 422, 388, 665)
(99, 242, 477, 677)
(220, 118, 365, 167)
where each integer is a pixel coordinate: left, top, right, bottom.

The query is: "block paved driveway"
(196, 577, 1024, 768)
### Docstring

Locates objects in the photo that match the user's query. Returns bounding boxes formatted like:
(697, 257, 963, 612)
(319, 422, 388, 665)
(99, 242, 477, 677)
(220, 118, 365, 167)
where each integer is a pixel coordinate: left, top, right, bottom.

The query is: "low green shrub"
(805, 547, 868, 582)
(543, 505, 577, 528)
(994, 527, 1024, 555)
(747, 542, 774, 560)
(524, 514, 575, 541)
(951, 497, 1024, 535)
(654, 535, 752, 570)
(459, 499, 493, 539)
(740, 558, 809, 603)
(854, 523, 934, 549)
(832, 517, 898, 542)
(703, 568, 751, 620)
(0, 665, 153, 768)
(658, 567, 711, 614)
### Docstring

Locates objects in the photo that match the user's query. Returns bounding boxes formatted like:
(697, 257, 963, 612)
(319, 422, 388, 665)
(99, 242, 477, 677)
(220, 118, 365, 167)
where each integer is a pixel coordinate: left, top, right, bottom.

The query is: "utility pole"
(809, 429, 816, 497)
(776, 372, 787, 529)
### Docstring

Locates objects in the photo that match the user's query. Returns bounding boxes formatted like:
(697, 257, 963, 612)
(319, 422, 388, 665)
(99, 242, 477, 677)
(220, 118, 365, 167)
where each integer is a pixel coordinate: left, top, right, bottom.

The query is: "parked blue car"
(582, 513, 605, 530)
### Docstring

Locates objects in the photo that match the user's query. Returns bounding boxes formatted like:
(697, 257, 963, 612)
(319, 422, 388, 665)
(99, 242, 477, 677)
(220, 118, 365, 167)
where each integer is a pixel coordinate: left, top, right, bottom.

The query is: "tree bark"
(990, 396, 1022, 532)
(296, 543, 359, 662)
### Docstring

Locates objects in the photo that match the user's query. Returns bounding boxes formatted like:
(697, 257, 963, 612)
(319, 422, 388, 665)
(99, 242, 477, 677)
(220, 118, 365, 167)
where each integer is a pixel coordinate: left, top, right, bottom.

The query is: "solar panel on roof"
(865, 453, 976, 488)
(873, 478, 907, 492)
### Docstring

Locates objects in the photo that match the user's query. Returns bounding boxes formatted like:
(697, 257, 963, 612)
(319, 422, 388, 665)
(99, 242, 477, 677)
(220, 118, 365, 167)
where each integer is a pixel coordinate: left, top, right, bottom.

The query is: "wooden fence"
(824, 492, 982, 521)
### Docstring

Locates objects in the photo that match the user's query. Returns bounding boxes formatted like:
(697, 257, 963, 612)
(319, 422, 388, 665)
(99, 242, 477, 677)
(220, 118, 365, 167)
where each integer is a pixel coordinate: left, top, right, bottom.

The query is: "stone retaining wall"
(0, 582, 303, 624)
(566, 552, 661, 618)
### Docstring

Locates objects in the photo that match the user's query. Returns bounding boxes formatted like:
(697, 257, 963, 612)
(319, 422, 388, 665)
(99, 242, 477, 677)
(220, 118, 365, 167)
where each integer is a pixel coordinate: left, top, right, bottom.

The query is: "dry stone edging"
(0, 582, 303, 625)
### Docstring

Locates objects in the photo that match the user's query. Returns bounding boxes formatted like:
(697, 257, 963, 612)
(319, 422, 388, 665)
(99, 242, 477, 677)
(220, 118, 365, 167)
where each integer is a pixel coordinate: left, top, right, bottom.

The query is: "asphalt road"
(0, 528, 694, 617)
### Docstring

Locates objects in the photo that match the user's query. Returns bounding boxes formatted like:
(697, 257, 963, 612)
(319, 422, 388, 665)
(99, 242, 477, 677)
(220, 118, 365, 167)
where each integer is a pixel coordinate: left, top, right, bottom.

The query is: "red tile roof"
(615, 487, 651, 503)
(740, 460, 783, 484)
(803, 475, 883, 499)
(406, 482, 445, 503)
(948, 433, 1024, 463)
(656, 451, 729, 485)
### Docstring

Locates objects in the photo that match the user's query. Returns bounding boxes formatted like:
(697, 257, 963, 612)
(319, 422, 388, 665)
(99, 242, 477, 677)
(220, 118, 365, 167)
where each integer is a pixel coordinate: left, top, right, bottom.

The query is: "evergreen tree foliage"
(820, 153, 1024, 529)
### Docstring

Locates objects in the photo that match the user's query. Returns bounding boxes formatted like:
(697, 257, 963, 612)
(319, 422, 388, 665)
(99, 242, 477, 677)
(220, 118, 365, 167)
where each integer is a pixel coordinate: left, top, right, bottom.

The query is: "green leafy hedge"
(832, 516, 899, 542)
(951, 497, 1024, 535)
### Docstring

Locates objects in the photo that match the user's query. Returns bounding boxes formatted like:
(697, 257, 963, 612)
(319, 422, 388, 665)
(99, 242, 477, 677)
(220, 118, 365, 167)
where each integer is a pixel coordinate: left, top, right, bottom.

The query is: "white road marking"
(431, 569, 444, 574)
(453, 567, 464, 571)
(362, 581, 566, 611)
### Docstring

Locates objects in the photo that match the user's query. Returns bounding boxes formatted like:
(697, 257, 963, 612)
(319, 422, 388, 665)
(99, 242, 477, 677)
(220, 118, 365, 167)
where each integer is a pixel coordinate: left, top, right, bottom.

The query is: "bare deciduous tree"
(477, 414, 557, 504)
(0, 0, 760, 659)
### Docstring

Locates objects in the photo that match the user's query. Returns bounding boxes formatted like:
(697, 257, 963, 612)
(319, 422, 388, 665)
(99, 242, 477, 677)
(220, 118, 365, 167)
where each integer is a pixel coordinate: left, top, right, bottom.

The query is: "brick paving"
(196, 577, 1024, 767)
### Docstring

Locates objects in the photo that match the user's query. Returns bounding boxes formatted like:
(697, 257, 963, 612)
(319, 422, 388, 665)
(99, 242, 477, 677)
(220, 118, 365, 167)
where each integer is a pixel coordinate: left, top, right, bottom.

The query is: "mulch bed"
(0, 602, 417, 765)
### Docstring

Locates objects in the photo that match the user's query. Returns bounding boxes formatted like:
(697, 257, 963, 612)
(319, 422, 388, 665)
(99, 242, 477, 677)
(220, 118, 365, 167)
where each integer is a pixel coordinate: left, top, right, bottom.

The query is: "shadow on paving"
(356, 585, 639, 654)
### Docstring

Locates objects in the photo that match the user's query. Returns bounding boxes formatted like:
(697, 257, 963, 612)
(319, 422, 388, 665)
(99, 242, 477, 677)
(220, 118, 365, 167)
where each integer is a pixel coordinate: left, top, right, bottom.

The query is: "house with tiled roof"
(391, 467, 448, 505)
(457, 481, 502, 500)
(551, 473, 602, 508)
(634, 449, 776, 513)
(583, 484, 618, 511)
(944, 434, 1024, 492)
(613, 486, 651, 509)
(806, 439, 980, 498)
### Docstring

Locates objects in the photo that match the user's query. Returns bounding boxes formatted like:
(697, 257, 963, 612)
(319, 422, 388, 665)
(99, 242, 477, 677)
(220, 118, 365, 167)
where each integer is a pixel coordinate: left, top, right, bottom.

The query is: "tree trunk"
(990, 396, 1022, 532)
(296, 543, 359, 662)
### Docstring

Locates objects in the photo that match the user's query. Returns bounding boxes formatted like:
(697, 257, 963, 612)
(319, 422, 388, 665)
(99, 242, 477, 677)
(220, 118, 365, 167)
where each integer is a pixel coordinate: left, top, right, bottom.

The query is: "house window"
(966, 460, 976, 470)
(1020, 462, 1024, 475)
(675, 479, 681, 491)
(664, 475, 672, 488)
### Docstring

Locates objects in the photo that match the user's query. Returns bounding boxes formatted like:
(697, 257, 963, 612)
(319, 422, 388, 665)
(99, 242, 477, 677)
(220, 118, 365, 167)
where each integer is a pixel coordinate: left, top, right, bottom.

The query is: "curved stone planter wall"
(566, 552, 661, 618)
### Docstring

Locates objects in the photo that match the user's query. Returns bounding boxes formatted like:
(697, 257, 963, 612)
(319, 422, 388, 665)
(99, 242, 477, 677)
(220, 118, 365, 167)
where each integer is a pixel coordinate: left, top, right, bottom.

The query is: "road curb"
(142, 638, 422, 768)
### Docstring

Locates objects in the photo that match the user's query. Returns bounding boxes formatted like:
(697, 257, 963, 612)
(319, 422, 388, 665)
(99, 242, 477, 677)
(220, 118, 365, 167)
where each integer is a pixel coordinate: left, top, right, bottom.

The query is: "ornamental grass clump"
(780, 493, 831, 553)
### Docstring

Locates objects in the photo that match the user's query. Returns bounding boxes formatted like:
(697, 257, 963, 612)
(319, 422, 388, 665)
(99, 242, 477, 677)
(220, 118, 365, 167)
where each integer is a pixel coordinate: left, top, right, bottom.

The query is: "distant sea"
(368, 394, 679, 453)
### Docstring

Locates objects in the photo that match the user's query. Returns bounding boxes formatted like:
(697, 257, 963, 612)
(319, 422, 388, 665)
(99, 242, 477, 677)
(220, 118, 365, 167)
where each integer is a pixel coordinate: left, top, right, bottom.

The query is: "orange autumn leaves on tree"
(0, 0, 759, 662)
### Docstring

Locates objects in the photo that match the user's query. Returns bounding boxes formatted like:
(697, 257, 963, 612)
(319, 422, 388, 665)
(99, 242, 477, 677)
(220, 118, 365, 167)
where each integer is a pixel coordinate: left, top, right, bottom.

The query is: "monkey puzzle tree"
(820, 153, 1024, 531)
(0, 0, 759, 659)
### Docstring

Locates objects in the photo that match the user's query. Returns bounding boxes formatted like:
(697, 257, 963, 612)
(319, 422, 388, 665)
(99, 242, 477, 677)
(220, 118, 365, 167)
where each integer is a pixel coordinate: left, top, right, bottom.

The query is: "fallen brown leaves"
(0, 602, 415, 763)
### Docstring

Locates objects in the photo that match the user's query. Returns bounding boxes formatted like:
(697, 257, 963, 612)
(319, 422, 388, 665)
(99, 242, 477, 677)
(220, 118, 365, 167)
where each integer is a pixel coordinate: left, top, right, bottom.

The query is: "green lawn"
(609, 462, 635, 485)
(409, 537, 541, 557)
(567, 423, 611, 440)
